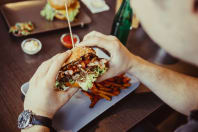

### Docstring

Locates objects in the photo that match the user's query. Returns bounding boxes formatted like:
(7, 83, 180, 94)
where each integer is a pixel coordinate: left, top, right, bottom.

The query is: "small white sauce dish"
(21, 38, 42, 55)
(91, 0, 106, 8)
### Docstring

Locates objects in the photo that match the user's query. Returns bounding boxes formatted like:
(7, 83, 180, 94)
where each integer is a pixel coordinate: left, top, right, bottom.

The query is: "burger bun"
(48, 0, 77, 10)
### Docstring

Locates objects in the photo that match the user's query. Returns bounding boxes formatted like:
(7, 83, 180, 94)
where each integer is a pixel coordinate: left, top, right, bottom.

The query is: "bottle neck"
(120, 0, 130, 9)
(116, 0, 132, 21)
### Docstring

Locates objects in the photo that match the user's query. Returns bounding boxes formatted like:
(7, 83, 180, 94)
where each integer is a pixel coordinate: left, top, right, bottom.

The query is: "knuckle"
(94, 37, 100, 42)
(113, 41, 121, 50)
(43, 79, 51, 87)
(86, 31, 95, 38)
(41, 61, 48, 66)
(53, 53, 60, 59)
(91, 31, 97, 35)
(109, 35, 117, 40)
(29, 79, 34, 85)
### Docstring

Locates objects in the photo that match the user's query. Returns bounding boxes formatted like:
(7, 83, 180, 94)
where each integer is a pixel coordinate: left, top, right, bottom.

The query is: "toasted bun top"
(65, 47, 96, 65)
(48, 0, 77, 10)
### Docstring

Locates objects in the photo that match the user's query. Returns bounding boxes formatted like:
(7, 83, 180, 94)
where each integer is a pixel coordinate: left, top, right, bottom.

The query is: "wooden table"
(1, 0, 198, 132)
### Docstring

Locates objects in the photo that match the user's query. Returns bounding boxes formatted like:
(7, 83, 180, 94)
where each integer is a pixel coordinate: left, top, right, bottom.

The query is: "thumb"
(96, 68, 115, 82)
(58, 87, 79, 103)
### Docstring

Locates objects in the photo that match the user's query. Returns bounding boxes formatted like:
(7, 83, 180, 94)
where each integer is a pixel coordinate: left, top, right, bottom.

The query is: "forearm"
(129, 56, 198, 115)
(22, 126, 50, 132)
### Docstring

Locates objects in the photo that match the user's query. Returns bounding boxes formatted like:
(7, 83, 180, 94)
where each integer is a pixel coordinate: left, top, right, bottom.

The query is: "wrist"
(24, 107, 54, 119)
(128, 55, 144, 75)
(21, 125, 50, 132)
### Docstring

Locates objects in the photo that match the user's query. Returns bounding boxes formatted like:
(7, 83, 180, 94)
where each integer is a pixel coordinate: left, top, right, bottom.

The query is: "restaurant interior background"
(1, 0, 198, 132)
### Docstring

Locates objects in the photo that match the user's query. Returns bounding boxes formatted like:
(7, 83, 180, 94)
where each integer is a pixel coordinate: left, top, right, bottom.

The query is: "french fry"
(123, 77, 130, 83)
(123, 83, 131, 87)
(81, 74, 132, 108)
(98, 90, 117, 97)
(112, 87, 120, 91)
(90, 86, 98, 93)
(119, 86, 128, 89)
(99, 87, 112, 92)
(98, 93, 111, 101)
(112, 87, 119, 91)
(103, 83, 112, 88)
(109, 82, 123, 87)
(113, 90, 120, 95)
(90, 96, 100, 108)
(95, 83, 105, 88)
(82, 91, 93, 99)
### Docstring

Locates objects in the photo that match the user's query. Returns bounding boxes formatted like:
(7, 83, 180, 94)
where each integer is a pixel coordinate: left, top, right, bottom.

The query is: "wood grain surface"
(0, 0, 198, 132)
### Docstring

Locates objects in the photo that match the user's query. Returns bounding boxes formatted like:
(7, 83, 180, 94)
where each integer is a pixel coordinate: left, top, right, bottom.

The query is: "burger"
(56, 47, 109, 91)
(40, 0, 80, 22)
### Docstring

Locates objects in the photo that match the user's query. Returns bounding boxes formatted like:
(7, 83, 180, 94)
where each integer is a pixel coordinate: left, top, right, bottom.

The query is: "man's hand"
(24, 51, 78, 119)
(79, 31, 137, 81)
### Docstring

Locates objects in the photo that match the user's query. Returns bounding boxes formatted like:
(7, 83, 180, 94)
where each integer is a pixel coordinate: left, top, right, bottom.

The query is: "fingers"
(83, 31, 107, 41)
(47, 50, 71, 82)
(37, 54, 60, 76)
(78, 38, 112, 52)
(59, 87, 79, 103)
(96, 72, 110, 82)
(30, 58, 54, 82)
(33, 53, 64, 79)
(97, 67, 116, 82)
(79, 31, 120, 54)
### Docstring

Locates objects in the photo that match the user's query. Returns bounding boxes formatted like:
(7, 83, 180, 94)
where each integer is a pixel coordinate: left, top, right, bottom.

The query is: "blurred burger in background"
(40, 0, 80, 22)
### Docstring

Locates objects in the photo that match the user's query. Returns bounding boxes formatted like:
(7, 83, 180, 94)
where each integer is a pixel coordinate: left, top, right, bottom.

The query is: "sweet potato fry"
(123, 77, 130, 83)
(82, 74, 132, 108)
(99, 87, 112, 91)
(95, 83, 105, 88)
(98, 93, 111, 101)
(109, 82, 122, 87)
(90, 96, 100, 108)
(119, 86, 128, 89)
(103, 83, 112, 88)
(112, 90, 120, 96)
(98, 90, 117, 96)
(82, 91, 93, 99)
(112, 87, 119, 91)
(90, 86, 98, 93)
(123, 83, 131, 87)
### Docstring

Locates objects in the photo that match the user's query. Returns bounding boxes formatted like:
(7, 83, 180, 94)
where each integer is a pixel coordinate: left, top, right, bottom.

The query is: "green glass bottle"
(111, 0, 133, 45)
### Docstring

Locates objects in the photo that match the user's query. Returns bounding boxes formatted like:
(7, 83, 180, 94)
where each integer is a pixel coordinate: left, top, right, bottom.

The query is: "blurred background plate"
(0, 0, 92, 37)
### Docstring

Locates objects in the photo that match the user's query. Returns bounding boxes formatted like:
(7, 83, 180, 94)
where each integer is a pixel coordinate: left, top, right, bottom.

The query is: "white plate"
(21, 48, 140, 132)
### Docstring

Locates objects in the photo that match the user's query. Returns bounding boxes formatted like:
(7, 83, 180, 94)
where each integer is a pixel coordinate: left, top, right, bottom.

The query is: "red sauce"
(63, 35, 77, 45)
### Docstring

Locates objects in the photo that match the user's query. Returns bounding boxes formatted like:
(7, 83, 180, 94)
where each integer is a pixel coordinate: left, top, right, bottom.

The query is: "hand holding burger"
(24, 51, 78, 119)
(24, 46, 108, 120)
(56, 46, 109, 91)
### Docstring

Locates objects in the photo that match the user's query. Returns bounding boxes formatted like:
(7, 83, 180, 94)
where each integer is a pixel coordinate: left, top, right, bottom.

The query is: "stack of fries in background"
(82, 74, 131, 108)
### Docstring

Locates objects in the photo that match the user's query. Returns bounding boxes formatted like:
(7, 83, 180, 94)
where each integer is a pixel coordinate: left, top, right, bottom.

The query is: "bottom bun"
(54, 1, 80, 21)
(55, 12, 66, 20)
